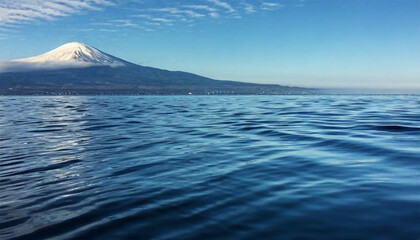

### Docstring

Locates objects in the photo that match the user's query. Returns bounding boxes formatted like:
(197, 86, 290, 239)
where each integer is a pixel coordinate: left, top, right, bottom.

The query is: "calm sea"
(1, 95, 419, 240)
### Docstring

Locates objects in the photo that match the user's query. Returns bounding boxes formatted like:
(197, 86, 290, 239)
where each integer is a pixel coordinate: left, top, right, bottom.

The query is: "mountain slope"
(0, 42, 314, 95)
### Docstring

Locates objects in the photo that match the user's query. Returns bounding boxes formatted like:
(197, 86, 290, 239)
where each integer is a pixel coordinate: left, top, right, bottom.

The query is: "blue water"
(1, 95, 419, 240)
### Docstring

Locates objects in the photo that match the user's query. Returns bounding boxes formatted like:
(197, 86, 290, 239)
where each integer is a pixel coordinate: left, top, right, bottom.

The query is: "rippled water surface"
(1, 95, 420, 240)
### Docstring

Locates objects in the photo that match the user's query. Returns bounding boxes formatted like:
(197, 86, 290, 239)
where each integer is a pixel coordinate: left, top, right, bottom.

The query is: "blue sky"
(0, 0, 419, 89)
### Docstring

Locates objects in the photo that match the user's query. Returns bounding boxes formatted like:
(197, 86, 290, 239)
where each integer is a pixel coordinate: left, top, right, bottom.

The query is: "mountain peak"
(12, 42, 125, 67)
(58, 41, 89, 49)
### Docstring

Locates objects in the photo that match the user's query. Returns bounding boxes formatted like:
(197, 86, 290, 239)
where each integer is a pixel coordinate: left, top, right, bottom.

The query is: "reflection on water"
(1, 95, 420, 239)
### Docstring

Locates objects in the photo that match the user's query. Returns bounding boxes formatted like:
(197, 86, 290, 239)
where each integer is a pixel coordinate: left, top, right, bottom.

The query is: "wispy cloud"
(151, 18, 173, 23)
(0, 60, 104, 73)
(184, 5, 218, 12)
(0, 0, 292, 38)
(243, 3, 256, 14)
(0, 0, 114, 26)
(110, 19, 138, 27)
(132, 14, 152, 19)
(207, 0, 236, 13)
(152, 7, 206, 18)
(209, 12, 220, 18)
(261, 2, 285, 11)
(79, 28, 117, 32)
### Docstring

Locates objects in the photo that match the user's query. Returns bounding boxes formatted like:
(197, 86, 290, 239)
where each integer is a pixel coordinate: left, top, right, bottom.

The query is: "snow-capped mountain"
(12, 42, 125, 68)
(0, 42, 311, 95)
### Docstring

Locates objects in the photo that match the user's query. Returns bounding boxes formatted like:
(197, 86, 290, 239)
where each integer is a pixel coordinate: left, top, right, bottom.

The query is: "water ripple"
(1, 95, 420, 240)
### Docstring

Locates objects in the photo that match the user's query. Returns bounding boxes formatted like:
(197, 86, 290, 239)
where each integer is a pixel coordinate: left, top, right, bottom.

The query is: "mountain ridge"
(0, 42, 315, 95)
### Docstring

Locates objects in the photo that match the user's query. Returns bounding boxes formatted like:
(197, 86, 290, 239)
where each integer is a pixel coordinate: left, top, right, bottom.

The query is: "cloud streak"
(0, 0, 114, 26)
(261, 2, 285, 11)
(0, 0, 290, 38)
(243, 3, 256, 14)
(0, 60, 102, 73)
(207, 0, 236, 13)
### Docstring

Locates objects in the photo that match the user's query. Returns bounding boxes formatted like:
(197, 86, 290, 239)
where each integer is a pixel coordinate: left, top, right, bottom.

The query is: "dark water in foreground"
(1, 95, 419, 240)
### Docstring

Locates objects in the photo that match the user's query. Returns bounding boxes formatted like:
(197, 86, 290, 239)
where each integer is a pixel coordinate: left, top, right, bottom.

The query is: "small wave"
(1, 95, 420, 240)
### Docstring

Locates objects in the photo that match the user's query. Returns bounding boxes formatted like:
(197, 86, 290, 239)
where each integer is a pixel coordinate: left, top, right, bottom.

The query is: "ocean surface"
(1, 95, 419, 240)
